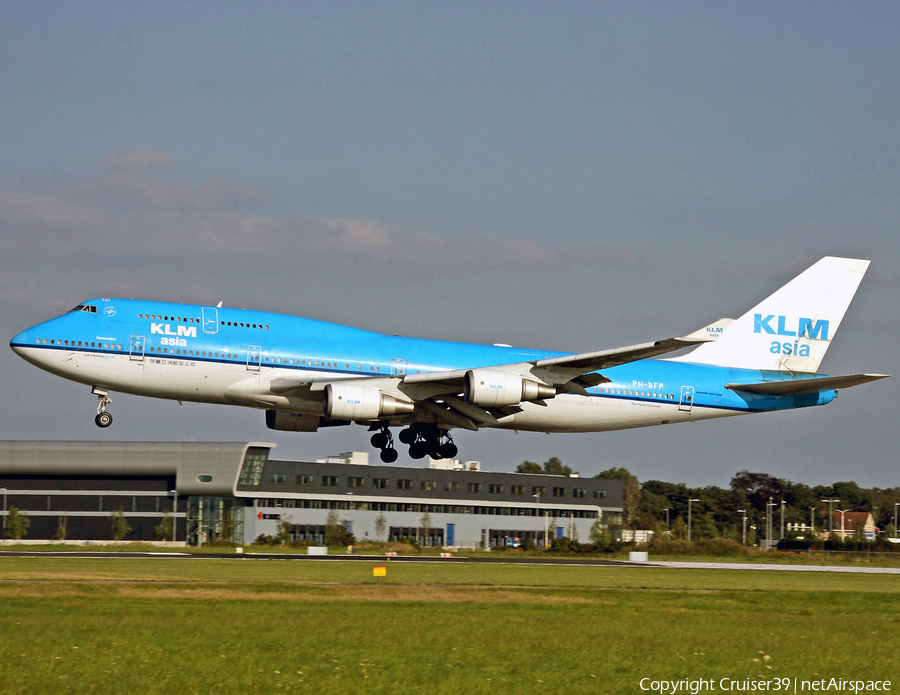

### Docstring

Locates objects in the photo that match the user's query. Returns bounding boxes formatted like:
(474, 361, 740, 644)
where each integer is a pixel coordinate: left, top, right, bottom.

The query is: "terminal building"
(0, 441, 623, 548)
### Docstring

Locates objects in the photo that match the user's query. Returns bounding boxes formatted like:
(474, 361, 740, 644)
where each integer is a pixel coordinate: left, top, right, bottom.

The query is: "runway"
(2, 550, 898, 573)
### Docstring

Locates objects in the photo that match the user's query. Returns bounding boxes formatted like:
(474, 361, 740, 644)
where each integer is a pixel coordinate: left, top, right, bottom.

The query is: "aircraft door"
(202, 307, 219, 334)
(679, 385, 695, 412)
(247, 345, 262, 371)
(391, 358, 406, 376)
(129, 335, 145, 361)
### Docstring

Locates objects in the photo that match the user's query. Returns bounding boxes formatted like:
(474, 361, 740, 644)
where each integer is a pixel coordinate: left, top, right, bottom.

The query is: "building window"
(373, 478, 389, 489)
(552, 487, 566, 497)
(592, 490, 607, 499)
(467, 483, 482, 494)
(397, 479, 412, 490)
(444, 482, 460, 493)
(322, 476, 339, 487)
(347, 477, 365, 488)
(573, 488, 586, 498)
(237, 448, 268, 486)
(296, 474, 313, 486)
(532, 486, 546, 498)
(510, 485, 524, 495)
(269, 473, 286, 484)
(489, 484, 504, 494)
(421, 481, 436, 491)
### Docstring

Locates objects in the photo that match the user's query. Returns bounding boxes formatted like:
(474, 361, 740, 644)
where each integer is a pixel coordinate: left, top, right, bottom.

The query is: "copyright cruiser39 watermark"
(639, 678, 892, 694)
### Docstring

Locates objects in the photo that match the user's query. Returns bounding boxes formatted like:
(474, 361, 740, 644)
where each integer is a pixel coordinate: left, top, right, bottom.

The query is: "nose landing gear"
(93, 388, 113, 428)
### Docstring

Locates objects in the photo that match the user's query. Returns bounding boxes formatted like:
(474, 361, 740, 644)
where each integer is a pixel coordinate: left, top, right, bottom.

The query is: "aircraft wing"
(260, 319, 731, 430)
(725, 373, 889, 396)
(403, 319, 731, 393)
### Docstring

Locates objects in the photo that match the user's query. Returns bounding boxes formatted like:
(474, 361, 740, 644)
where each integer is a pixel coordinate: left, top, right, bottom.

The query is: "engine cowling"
(265, 410, 321, 432)
(323, 383, 416, 421)
(464, 369, 556, 407)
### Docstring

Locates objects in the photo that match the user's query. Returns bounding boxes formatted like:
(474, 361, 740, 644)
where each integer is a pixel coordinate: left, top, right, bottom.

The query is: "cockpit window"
(69, 305, 97, 313)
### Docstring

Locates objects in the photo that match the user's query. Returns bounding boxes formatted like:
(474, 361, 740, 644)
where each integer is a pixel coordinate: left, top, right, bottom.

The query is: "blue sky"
(2, 2, 898, 488)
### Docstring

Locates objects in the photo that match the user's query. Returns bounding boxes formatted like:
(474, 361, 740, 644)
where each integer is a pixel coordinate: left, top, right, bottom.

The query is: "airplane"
(10, 256, 888, 463)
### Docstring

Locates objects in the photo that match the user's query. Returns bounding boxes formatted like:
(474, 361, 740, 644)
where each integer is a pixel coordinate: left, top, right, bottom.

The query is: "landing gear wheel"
(93, 390, 113, 428)
(439, 442, 458, 459)
(398, 428, 417, 445)
(370, 432, 389, 449)
(379, 447, 398, 463)
(409, 442, 428, 459)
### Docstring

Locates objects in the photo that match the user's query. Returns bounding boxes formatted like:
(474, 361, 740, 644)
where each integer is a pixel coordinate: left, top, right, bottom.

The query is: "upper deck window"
(69, 305, 97, 314)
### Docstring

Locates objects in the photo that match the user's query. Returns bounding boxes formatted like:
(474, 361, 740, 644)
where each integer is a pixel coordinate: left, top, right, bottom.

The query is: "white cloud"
(1, 149, 642, 284)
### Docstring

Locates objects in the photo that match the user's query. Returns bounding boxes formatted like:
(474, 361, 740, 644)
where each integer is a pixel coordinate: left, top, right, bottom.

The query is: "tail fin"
(678, 257, 870, 372)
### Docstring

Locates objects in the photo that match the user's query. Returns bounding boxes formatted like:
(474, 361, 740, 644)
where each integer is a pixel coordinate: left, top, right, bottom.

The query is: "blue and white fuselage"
(9, 257, 888, 462)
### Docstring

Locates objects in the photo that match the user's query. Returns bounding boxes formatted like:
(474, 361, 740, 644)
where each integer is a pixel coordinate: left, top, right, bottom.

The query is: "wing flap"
(725, 373, 888, 396)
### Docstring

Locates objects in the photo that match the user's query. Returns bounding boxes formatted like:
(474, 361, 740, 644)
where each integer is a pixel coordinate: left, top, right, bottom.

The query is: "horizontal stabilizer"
(725, 373, 888, 396)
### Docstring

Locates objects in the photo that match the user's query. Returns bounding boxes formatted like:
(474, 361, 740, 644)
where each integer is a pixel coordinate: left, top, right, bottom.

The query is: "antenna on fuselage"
(216, 301, 223, 307)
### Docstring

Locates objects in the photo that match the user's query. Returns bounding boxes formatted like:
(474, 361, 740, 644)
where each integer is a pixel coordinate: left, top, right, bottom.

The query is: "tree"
(53, 516, 69, 541)
(5, 507, 30, 540)
(833, 481, 865, 509)
(671, 516, 687, 540)
(515, 457, 575, 476)
(374, 512, 387, 542)
(516, 460, 543, 474)
(542, 457, 574, 477)
(419, 511, 432, 546)
(730, 471, 785, 512)
(221, 506, 235, 544)
(109, 508, 130, 541)
(596, 467, 639, 528)
(276, 518, 293, 545)
(324, 510, 355, 546)
(589, 518, 610, 550)
(154, 511, 174, 541)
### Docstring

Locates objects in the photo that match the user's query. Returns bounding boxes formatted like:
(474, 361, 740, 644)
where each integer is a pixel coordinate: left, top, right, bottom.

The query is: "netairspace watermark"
(639, 678, 892, 695)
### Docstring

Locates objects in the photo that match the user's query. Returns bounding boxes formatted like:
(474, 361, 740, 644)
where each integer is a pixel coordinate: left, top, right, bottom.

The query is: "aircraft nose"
(10, 329, 29, 356)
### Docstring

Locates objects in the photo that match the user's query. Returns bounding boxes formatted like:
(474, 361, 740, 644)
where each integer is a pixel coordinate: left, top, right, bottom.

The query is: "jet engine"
(265, 410, 321, 432)
(464, 369, 556, 408)
(323, 383, 415, 421)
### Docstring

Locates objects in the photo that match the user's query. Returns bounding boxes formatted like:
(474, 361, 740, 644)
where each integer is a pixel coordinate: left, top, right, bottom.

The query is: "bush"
(646, 537, 747, 557)
(695, 538, 747, 556)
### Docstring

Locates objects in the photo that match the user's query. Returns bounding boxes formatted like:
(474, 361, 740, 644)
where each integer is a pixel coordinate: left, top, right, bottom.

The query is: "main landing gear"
(369, 425, 399, 463)
(93, 388, 113, 428)
(369, 424, 458, 462)
(399, 425, 457, 461)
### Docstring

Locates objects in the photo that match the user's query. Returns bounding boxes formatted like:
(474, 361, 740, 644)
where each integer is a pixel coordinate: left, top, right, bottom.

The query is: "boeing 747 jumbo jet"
(10, 257, 888, 462)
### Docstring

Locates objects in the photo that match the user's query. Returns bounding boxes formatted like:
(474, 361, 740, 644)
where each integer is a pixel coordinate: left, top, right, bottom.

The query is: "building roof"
(0, 440, 274, 495)
(830, 511, 874, 529)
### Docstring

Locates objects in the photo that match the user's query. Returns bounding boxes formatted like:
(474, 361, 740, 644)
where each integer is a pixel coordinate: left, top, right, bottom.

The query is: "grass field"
(0, 557, 897, 694)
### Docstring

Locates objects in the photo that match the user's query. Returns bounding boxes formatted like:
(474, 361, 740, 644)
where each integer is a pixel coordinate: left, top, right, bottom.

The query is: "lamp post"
(894, 502, 899, 539)
(688, 499, 700, 542)
(766, 498, 776, 550)
(780, 500, 786, 540)
(171, 489, 178, 543)
(821, 499, 839, 536)
(664, 507, 670, 529)
(1, 488, 6, 535)
(810, 506, 817, 536)
(837, 509, 850, 540)
(737, 509, 747, 545)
